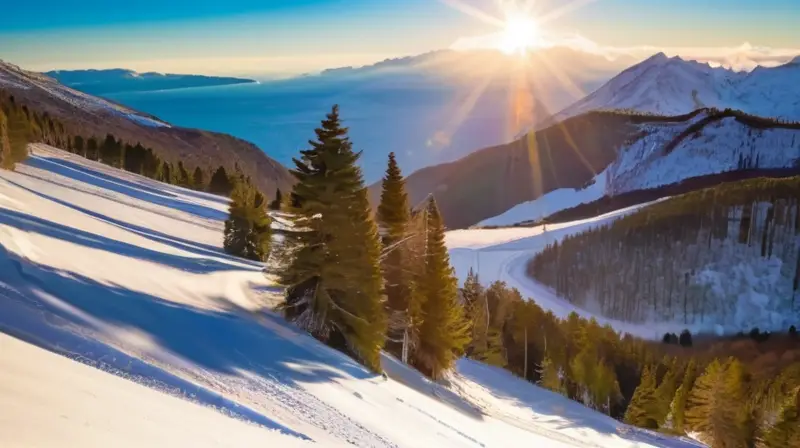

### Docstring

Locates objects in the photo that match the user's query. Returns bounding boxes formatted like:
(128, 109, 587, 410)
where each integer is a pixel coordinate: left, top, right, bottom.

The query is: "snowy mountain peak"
(554, 51, 800, 123)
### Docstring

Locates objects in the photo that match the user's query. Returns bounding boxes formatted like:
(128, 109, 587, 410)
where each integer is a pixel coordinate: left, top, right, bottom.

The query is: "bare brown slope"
(0, 62, 292, 197)
(373, 112, 638, 228)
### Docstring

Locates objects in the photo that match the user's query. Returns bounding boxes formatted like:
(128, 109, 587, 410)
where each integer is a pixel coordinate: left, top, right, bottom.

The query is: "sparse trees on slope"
(412, 198, 470, 379)
(376, 152, 414, 357)
(278, 105, 386, 372)
(223, 180, 272, 261)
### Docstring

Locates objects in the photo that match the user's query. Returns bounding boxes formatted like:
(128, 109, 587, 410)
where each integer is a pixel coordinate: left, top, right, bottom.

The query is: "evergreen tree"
(73, 135, 85, 157)
(86, 137, 99, 161)
(208, 166, 234, 195)
(192, 166, 205, 190)
(539, 356, 564, 394)
(654, 360, 680, 426)
(269, 188, 283, 210)
(463, 268, 489, 355)
(376, 152, 413, 357)
(412, 198, 470, 379)
(0, 109, 10, 169)
(761, 387, 800, 448)
(666, 359, 697, 433)
(177, 161, 191, 187)
(3, 106, 31, 168)
(223, 180, 272, 261)
(277, 105, 386, 372)
(686, 358, 747, 447)
(624, 366, 659, 429)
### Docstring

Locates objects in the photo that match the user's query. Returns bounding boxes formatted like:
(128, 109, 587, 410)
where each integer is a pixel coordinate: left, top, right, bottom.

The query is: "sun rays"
(423, 0, 597, 194)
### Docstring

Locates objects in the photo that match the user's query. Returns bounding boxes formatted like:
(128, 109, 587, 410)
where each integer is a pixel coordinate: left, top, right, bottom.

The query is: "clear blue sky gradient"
(1, 0, 798, 74)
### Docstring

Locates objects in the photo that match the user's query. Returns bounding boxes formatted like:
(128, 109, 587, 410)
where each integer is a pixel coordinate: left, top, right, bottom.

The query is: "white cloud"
(452, 31, 800, 71)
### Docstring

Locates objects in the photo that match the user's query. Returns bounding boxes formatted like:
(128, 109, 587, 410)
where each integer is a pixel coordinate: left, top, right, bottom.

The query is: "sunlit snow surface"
(0, 145, 702, 447)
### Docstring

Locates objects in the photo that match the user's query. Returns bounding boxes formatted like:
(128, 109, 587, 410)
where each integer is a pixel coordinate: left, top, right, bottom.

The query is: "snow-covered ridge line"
(555, 53, 800, 123)
(0, 60, 171, 128)
(480, 109, 800, 228)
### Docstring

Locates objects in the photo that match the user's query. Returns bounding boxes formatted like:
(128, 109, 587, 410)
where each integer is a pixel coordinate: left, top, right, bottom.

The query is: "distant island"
(45, 68, 256, 95)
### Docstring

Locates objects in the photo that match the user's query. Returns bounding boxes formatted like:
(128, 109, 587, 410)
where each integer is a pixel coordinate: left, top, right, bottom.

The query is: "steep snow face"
(0, 145, 699, 447)
(478, 112, 800, 228)
(556, 54, 800, 122)
(607, 117, 800, 194)
(0, 61, 171, 128)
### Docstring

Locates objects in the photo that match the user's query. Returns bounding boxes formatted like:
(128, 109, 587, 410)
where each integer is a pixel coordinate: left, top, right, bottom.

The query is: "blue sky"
(1, 0, 798, 75)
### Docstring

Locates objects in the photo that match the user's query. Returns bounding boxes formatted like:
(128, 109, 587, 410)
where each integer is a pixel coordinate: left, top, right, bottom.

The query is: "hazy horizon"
(2, 0, 799, 76)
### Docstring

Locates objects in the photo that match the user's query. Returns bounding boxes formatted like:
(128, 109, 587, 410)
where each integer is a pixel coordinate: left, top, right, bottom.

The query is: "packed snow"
(0, 333, 311, 448)
(477, 168, 610, 227)
(0, 145, 701, 447)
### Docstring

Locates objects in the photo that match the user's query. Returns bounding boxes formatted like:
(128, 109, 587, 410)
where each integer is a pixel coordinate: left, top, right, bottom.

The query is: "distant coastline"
(45, 68, 256, 95)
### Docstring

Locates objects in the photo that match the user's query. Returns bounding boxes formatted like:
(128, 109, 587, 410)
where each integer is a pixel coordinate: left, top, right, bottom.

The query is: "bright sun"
(499, 16, 540, 55)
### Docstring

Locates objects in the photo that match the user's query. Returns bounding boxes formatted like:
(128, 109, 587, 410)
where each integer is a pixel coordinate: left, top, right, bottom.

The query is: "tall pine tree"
(376, 152, 413, 357)
(624, 366, 659, 429)
(685, 358, 747, 447)
(278, 105, 386, 372)
(412, 198, 470, 379)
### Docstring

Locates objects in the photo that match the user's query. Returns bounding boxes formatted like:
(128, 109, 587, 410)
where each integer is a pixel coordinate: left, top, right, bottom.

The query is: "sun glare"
(499, 16, 540, 55)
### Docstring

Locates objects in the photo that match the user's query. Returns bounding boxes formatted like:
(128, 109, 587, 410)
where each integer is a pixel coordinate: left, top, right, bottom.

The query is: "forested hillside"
(0, 61, 292, 197)
(529, 177, 800, 330)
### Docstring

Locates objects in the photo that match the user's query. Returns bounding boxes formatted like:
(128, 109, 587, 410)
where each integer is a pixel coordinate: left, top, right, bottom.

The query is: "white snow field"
(0, 145, 702, 447)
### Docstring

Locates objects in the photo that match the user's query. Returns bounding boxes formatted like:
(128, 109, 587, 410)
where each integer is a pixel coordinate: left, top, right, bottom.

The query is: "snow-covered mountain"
(477, 109, 800, 228)
(554, 53, 800, 122)
(0, 145, 700, 447)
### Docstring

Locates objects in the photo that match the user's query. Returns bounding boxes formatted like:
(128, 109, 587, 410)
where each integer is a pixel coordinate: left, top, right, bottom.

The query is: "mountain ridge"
(45, 68, 256, 95)
(0, 60, 292, 197)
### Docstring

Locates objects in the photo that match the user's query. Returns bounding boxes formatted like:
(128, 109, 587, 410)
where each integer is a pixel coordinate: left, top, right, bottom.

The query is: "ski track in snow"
(0, 145, 702, 447)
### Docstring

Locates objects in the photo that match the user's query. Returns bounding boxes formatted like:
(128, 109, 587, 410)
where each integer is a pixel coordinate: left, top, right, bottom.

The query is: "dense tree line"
(453, 270, 800, 446)
(529, 177, 800, 325)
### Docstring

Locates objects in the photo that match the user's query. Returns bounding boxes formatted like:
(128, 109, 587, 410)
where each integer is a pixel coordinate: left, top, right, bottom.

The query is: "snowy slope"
(0, 145, 700, 447)
(478, 168, 610, 227)
(555, 53, 800, 123)
(0, 60, 170, 128)
(478, 110, 800, 227)
(0, 333, 310, 448)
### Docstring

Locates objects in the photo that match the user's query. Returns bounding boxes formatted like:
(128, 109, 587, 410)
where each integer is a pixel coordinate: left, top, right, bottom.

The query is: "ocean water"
(106, 74, 533, 183)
